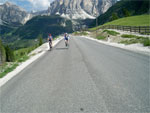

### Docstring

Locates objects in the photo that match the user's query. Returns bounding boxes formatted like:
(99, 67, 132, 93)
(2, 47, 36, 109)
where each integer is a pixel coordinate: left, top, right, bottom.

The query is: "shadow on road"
(55, 48, 69, 50)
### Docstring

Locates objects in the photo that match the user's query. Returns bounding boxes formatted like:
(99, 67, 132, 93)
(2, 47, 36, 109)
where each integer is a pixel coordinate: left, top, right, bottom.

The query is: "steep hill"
(0, 20, 22, 35)
(91, 0, 149, 27)
(104, 15, 150, 26)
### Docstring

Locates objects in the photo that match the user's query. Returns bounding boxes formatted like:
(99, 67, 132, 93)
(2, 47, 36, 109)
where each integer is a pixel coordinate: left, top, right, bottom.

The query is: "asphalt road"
(0, 36, 149, 113)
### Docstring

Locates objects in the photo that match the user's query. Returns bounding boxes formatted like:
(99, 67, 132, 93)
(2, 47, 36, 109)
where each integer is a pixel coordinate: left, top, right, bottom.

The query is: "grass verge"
(120, 34, 150, 46)
(103, 30, 120, 36)
(96, 35, 106, 40)
(121, 34, 139, 38)
(0, 63, 18, 78)
(73, 31, 88, 36)
(0, 45, 38, 78)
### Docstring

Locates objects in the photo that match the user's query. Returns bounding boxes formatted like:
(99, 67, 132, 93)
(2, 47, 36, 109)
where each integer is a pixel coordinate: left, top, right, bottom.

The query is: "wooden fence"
(100, 25, 150, 34)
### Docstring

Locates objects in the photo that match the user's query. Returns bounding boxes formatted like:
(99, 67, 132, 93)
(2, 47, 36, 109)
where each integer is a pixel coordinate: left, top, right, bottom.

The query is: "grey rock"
(0, 2, 32, 24)
(48, 0, 117, 19)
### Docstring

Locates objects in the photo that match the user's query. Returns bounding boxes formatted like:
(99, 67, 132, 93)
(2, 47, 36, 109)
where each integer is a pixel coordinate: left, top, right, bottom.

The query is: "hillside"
(0, 25, 15, 35)
(90, 0, 149, 27)
(13, 15, 73, 39)
(0, 21, 22, 35)
(104, 15, 150, 26)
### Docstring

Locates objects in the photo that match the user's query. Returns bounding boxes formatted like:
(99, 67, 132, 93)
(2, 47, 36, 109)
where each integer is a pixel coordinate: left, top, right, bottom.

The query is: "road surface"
(0, 36, 149, 113)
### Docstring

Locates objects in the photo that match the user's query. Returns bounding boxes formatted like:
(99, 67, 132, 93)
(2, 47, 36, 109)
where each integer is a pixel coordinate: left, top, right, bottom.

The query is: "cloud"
(0, 0, 54, 11)
(27, 0, 54, 11)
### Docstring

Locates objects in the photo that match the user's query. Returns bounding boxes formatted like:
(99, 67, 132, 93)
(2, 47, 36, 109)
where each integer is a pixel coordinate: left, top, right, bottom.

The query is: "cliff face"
(48, 0, 117, 19)
(0, 0, 117, 24)
(0, 2, 31, 24)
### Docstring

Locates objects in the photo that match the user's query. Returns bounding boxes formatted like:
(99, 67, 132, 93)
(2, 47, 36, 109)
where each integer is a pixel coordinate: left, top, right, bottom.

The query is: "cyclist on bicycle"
(47, 34, 53, 50)
(64, 33, 69, 47)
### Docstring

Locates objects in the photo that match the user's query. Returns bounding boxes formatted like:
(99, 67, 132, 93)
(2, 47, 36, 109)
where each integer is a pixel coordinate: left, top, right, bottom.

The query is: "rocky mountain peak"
(0, 2, 32, 25)
(48, 0, 117, 19)
(4, 1, 12, 6)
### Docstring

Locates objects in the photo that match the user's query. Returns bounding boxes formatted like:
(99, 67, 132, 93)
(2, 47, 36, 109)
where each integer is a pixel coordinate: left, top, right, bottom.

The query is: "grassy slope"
(104, 15, 150, 26)
(90, 0, 149, 26)
(89, 15, 150, 31)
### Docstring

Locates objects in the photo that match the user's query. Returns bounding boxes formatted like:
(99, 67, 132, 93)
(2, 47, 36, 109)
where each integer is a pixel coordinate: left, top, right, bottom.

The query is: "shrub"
(142, 38, 150, 46)
(0, 40, 6, 64)
(96, 35, 106, 40)
(5, 45, 15, 62)
(39, 37, 43, 46)
(121, 34, 137, 38)
(103, 30, 120, 36)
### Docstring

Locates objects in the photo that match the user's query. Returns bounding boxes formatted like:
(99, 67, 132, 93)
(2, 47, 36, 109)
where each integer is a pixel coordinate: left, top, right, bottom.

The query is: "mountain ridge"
(48, 0, 117, 19)
(0, 2, 32, 25)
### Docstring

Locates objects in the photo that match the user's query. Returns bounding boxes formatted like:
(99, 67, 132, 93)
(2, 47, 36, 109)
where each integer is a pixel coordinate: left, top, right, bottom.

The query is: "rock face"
(48, 0, 117, 19)
(0, 2, 32, 24)
(0, 0, 117, 24)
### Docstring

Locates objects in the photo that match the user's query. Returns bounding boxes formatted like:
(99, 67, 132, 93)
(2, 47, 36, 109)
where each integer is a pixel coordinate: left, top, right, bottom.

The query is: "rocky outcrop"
(48, 0, 117, 19)
(0, 2, 32, 25)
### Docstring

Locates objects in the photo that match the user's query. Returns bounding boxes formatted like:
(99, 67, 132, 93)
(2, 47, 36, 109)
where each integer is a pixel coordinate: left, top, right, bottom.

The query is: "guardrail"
(100, 25, 150, 34)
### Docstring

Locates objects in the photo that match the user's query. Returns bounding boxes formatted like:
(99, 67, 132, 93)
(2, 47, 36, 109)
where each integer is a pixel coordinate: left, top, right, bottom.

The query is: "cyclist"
(47, 34, 53, 50)
(64, 33, 69, 47)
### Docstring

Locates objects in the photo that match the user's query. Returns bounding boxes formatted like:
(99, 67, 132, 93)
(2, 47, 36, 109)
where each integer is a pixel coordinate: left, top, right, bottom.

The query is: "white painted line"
(0, 37, 63, 87)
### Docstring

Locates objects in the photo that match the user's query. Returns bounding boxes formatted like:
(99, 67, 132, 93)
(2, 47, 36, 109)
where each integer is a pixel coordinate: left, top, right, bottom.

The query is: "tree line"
(111, 8, 131, 21)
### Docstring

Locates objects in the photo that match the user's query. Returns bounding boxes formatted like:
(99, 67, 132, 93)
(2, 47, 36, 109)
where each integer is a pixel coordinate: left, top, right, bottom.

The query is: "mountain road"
(0, 36, 149, 113)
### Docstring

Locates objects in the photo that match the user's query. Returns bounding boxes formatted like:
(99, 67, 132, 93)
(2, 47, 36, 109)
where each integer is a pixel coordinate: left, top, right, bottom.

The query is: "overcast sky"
(0, 0, 54, 12)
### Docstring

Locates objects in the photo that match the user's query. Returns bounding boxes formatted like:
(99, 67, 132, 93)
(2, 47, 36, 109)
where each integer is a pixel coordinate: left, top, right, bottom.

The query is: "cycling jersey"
(48, 36, 53, 42)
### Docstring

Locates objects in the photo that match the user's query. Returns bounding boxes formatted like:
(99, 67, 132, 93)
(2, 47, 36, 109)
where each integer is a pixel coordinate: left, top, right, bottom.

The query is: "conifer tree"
(0, 40, 6, 64)
(123, 8, 131, 17)
(5, 45, 15, 62)
(111, 13, 119, 21)
(38, 35, 43, 46)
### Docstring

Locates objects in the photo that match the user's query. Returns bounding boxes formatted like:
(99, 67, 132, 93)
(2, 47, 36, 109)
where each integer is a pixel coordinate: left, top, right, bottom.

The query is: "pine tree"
(111, 13, 119, 21)
(123, 8, 131, 17)
(5, 45, 15, 62)
(0, 40, 6, 64)
(38, 35, 43, 46)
